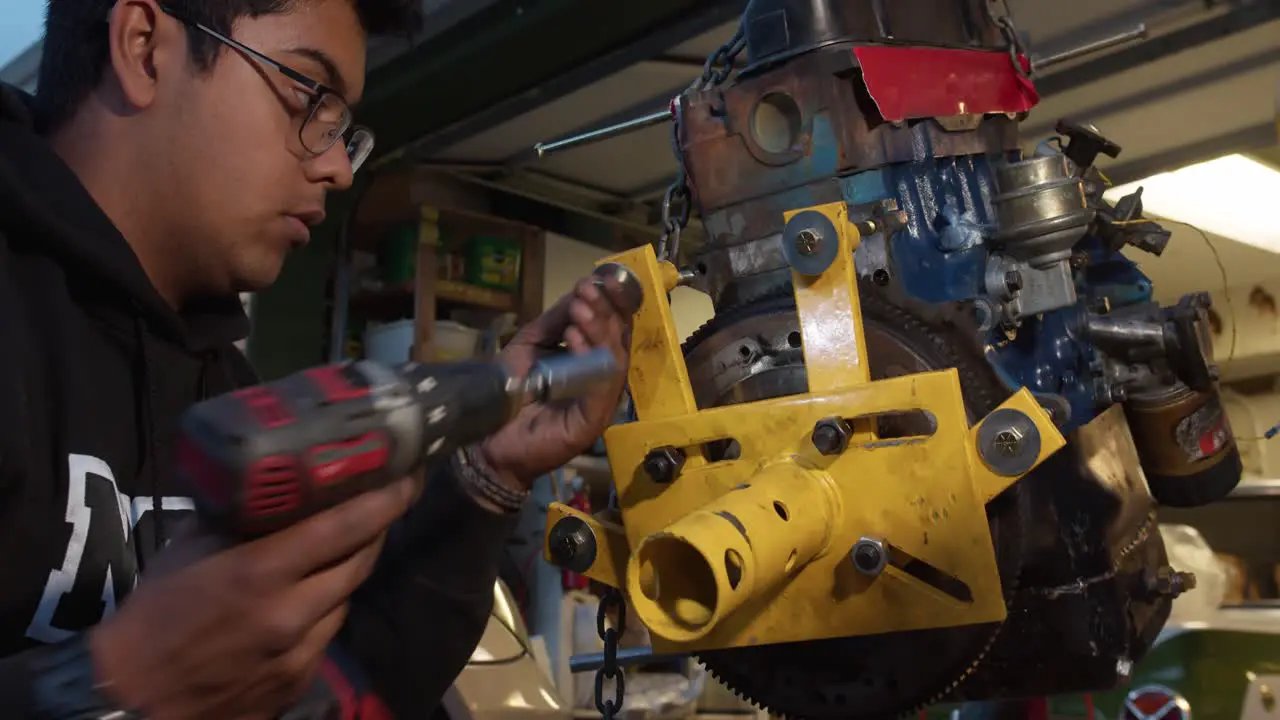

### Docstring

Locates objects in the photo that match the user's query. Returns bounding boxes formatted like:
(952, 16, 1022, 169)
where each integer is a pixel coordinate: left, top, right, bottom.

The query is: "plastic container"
(363, 319, 415, 365)
(465, 235, 522, 291)
(434, 320, 481, 361)
(364, 319, 481, 364)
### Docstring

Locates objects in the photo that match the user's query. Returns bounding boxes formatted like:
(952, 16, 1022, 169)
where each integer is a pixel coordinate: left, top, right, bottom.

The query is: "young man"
(0, 0, 632, 717)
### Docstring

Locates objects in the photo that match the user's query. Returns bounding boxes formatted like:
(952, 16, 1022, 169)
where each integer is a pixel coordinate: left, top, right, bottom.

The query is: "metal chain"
(594, 589, 627, 719)
(656, 26, 747, 264)
(985, 0, 1032, 79)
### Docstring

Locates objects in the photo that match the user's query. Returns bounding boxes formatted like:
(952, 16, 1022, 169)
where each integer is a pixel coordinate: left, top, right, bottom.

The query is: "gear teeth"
(682, 285, 1032, 720)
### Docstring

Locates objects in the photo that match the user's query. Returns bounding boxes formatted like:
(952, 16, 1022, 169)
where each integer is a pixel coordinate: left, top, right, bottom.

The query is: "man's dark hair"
(35, 0, 423, 133)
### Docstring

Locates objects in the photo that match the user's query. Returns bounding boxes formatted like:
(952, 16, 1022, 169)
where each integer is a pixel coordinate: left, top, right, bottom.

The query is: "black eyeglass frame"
(156, 4, 375, 172)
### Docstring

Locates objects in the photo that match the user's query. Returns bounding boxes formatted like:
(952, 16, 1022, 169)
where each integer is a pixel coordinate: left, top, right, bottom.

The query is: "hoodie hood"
(0, 84, 260, 636)
(0, 83, 248, 351)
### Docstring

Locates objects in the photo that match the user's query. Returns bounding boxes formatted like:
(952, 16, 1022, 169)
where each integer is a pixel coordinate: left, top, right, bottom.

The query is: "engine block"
(540, 1, 1242, 716)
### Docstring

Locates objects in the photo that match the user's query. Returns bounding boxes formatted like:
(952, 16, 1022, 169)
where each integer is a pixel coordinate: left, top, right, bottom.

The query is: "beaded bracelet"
(452, 444, 528, 514)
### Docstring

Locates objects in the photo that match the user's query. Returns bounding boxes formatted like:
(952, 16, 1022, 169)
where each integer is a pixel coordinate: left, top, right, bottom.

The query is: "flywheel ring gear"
(681, 285, 1030, 720)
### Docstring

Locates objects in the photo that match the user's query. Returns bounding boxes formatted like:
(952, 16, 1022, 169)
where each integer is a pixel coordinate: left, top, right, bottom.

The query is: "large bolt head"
(547, 516, 597, 573)
(811, 417, 852, 455)
(643, 446, 686, 483)
(851, 537, 888, 576)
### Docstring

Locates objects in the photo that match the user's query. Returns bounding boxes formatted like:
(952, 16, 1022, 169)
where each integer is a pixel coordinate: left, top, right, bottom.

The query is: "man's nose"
(305, 140, 355, 191)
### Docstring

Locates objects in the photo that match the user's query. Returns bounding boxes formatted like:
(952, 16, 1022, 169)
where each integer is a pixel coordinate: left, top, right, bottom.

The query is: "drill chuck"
(523, 347, 619, 405)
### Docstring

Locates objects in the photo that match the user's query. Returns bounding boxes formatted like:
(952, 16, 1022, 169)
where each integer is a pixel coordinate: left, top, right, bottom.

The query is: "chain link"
(986, 0, 1032, 79)
(656, 26, 747, 264)
(594, 589, 627, 719)
(622, 25, 750, 719)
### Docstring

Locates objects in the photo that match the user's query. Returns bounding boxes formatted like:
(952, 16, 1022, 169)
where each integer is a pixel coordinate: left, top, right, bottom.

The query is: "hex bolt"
(1144, 566, 1198, 599)
(851, 537, 888, 577)
(1110, 384, 1129, 403)
(992, 427, 1023, 458)
(1004, 270, 1024, 294)
(643, 446, 686, 484)
(811, 417, 853, 455)
(1070, 252, 1090, 270)
(794, 229, 821, 256)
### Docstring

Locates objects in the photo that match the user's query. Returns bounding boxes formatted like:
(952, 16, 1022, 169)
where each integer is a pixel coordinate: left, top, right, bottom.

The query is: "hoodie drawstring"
(131, 313, 164, 563)
(131, 312, 231, 564)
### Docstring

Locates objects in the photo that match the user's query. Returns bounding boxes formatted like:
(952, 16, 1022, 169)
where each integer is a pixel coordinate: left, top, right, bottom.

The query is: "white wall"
(543, 233, 713, 343)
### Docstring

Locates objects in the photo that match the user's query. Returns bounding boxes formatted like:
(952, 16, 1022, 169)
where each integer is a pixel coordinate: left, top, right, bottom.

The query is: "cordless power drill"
(177, 263, 642, 539)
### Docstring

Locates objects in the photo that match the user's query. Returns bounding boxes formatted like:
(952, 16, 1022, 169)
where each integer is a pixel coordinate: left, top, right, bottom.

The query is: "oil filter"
(1126, 382, 1242, 507)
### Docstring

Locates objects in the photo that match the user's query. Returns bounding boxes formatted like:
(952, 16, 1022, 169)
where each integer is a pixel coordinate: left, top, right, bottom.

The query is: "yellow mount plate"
(580, 202, 1064, 655)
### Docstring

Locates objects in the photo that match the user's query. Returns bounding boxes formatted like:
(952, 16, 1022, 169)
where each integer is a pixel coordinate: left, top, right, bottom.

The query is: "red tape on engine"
(853, 46, 1039, 122)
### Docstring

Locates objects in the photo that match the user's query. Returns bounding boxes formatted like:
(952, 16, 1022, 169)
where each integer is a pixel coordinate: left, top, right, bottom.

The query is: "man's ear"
(107, 0, 182, 111)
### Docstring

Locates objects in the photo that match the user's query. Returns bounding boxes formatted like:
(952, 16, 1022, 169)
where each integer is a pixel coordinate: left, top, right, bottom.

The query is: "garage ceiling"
(401, 0, 1280, 297)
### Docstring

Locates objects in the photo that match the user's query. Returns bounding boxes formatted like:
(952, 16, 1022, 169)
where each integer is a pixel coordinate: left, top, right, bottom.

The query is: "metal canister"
(1125, 382, 1243, 507)
(991, 153, 1093, 268)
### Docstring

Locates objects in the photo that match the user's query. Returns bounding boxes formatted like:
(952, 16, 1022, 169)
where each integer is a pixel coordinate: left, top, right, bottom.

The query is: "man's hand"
(480, 273, 634, 487)
(87, 476, 418, 719)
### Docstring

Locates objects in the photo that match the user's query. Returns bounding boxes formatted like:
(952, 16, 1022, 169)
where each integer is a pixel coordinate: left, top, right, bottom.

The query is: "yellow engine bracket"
(593, 244, 696, 422)
(544, 201, 1067, 657)
(543, 504, 630, 589)
(972, 389, 1067, 504)
(786, 202, 871, 390)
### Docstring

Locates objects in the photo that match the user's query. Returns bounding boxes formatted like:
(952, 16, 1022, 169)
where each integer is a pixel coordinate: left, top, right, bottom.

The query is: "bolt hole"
(696, 262, 708, 275)
(738, 345, 753, 360)
(638, 559, 660, 600)
(751, 92, 802, 154)
(724, 549, 744, 590)
(784, 549, 798, 573)
(774, 501, 789, 521)
(872, 268, 890, 286)
(787, 331, 802, 348)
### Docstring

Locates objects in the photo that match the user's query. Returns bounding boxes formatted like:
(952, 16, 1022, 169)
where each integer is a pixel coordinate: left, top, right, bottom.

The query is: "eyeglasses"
(158, 5, 375, 174)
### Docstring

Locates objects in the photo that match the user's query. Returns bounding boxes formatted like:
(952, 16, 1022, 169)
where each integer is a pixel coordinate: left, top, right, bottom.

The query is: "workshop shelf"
(327, 167, 546, 363)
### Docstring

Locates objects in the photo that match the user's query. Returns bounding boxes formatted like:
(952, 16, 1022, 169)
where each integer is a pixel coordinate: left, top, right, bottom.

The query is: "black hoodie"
(0, 83, 516, 716)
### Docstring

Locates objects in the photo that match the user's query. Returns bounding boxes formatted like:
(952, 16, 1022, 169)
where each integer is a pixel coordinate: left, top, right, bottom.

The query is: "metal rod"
(534, 106, 674, 158)
(569, 647, 689, 673)
(426, 167, 663, 238)
(1032, 23, 1148, 71)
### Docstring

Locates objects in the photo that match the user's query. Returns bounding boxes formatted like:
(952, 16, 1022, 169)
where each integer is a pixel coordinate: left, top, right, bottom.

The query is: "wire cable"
(1111, 217, 1238, 362)
(1111, 217, 1280, 443)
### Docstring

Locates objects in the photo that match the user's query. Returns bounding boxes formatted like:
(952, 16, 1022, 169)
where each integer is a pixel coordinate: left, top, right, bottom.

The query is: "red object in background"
(562, 486, 592, 591)
(853, 46, 1039, 123)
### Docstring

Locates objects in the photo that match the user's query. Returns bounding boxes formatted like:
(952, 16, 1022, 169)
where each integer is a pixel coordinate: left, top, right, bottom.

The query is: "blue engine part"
(838, 150, 1154, 433)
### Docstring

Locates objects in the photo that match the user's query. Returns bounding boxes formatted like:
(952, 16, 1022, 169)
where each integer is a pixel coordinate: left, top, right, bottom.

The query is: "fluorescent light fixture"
(1103, 154, 1280, 254)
